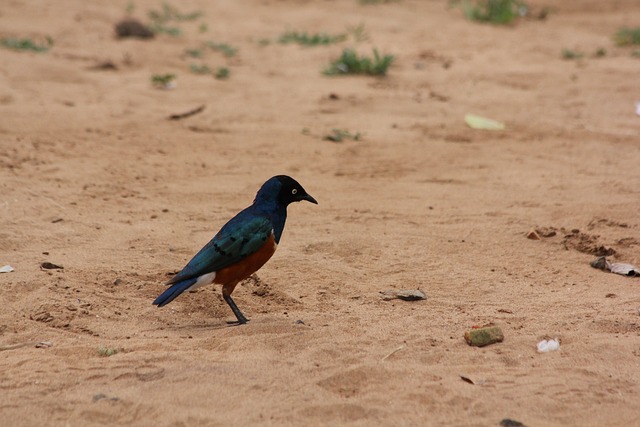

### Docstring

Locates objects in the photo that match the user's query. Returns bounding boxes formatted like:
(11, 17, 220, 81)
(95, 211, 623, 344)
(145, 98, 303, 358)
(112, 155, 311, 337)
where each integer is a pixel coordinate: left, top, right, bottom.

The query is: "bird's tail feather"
(153, 278, 198, 307)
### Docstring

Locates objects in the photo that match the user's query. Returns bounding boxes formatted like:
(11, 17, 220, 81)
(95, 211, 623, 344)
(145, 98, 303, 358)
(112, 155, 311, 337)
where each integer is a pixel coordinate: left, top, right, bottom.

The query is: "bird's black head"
(274, 175, 318, 206)
(254, 175, 318, 207)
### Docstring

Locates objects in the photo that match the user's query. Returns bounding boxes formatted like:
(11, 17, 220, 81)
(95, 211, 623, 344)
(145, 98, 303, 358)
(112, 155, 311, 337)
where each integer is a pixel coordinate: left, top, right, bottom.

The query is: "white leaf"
(0, 265, 15, 273)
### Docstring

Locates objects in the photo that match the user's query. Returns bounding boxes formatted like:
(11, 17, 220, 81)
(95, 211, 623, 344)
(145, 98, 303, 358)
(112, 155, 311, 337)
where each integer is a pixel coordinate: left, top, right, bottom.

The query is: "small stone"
(115, 19, 154, 39)
(526, 229, 541, 240)
(381, 289, 426, 301)
(41, 262, 63, 270)
(253, 287, 267, 297)
(464, 326, 504, 347)
(537, 338, 560, 353)
(500, 419, 526, 427)
(590, 256, 609, 270)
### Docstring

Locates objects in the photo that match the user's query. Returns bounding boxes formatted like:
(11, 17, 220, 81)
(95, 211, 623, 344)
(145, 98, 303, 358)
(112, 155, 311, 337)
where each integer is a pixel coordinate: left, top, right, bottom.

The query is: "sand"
(1, 1, 640, 426)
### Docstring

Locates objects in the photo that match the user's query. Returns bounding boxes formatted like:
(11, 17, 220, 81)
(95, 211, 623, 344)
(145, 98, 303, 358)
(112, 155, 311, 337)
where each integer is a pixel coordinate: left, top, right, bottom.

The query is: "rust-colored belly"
(214, 233, 277, 287)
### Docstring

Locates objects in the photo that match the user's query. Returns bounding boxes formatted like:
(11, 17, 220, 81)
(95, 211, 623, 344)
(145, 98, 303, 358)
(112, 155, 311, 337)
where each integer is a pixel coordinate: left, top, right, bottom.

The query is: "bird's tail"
(153, 278, 198, 307)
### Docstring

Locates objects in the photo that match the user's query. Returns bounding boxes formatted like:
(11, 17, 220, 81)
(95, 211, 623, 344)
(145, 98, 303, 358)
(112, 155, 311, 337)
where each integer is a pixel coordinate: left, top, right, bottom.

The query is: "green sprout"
(323, 129, 362, 142)
(278, 30, 347, 46)
(561, 48, 583, 60)
(613, 27, 640, 46)
(462, 0, 528, 25)
(0, 36, 53, 53)
(189, 64, 211, 74)
(97, 347, 120, 357)
(148, 2, 202, 23)
(324, 48, 394, 76)
(151, 73, 177, 88)
(215, 67, 230, 80)
(206, 41, 237, 57)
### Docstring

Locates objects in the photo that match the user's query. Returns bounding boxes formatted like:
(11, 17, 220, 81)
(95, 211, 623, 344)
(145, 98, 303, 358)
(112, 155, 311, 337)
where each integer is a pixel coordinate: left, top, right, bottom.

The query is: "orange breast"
(214, 233, 277, 287)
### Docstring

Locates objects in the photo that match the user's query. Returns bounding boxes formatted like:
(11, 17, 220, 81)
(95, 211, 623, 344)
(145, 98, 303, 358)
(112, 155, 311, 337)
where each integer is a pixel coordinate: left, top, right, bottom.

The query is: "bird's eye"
(292, 188, 298, 195)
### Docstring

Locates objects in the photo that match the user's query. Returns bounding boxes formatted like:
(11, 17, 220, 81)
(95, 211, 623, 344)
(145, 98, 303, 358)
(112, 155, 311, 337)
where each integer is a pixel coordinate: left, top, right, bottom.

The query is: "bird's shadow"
(165, 319, 249, 331)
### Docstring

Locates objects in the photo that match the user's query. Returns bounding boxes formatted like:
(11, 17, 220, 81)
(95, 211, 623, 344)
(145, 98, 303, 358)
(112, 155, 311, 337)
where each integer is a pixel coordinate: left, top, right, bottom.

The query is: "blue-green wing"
(167, 214, 272, 285)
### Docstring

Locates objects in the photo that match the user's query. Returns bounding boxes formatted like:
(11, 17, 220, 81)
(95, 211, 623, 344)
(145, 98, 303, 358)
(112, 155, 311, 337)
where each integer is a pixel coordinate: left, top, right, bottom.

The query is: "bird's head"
(255, 175, 318, 207)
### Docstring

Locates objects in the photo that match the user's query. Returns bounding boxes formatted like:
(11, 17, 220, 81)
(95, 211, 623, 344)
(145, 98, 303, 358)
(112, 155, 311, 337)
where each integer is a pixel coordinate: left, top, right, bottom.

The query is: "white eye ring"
(292, 189, 298, 195)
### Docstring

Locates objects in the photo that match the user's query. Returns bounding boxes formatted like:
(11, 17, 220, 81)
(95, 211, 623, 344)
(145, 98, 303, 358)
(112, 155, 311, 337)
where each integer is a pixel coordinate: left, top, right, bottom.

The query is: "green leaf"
(464, 114, 505, 130)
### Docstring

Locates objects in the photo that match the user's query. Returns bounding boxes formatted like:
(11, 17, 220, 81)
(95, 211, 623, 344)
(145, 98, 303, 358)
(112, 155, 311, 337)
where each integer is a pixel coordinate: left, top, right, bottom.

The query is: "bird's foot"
(223, 294, 249, 325)
(227, 317, 249, 325)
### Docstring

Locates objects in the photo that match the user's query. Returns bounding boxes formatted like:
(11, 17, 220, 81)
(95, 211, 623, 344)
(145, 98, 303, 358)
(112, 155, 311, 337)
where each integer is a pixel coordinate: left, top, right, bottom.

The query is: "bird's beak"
(303, 193, 318, 204)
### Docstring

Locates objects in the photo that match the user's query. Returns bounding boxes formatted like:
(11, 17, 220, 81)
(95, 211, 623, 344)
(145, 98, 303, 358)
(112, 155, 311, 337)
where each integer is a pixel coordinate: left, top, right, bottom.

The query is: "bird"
(153, 175, 317, 324)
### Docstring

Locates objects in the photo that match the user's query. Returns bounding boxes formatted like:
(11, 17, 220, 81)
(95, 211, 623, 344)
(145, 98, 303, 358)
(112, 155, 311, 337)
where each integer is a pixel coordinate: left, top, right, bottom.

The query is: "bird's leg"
(222, 284, 248, 324)
(223, 294, 248, 324)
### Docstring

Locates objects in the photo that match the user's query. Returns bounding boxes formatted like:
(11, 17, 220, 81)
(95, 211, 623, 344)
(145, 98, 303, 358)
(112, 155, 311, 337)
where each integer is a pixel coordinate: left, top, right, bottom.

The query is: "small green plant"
(206, 41, 237, 57)
(198, 23, 208, 33)
(324, 129, 362, 142)
(324, 48, 394, 76)
(278, 30, 347, 46)
(148, 2, 202, 23)
(150, 23, 182, 36)
(631, 50, 640, 58)
(593, 47, 606, 58)
(151, 73, 177, 88)
(0, 36, 53, 53)
(359, 0, 399, 4)
(462, 0, 527, 25)
(347, 23, 369, 42)
(189, 63, 211, 74)
(147, 2, 203, 36)
(97, 347, 120, 357)
(561, 48, 583, 60)
(215, 67, 230, 80)
(185, 48, 203, 58)
(613, 27, 640, 46)
(125, 1, 136, 14)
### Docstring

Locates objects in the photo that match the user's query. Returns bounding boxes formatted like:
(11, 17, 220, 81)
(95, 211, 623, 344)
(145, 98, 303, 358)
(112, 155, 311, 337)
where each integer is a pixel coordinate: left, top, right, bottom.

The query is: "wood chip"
(459, 374, 474, 384)
(168, 105, 205, 121)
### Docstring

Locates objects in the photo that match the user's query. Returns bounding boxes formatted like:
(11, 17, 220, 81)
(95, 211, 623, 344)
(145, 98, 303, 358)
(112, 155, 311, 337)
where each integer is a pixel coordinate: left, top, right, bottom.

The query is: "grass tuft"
(147, 2, 203, 37)
(215, 67, 230, 80)
(324, 129, 362, 142)
(347, 23, 369, 42)
(279, 30, 347, 46)
(593, 47, 606, 58)
(462, 0, 527, 25)
(0, 36, 53, 53)
(185, 48, 203, 58)
(206, 41, 237, 57)
(151, 73, 177, 88)
(359, 0, 399, 4)
(324, 48, 394, 76)
(150, 23, 181, 37)
(189, 63, 211, 74)
(148, 2, 202, 23)
(97, 347, 120, 357)
(561, 48, 583, 60)
(613, 27, 640, 46)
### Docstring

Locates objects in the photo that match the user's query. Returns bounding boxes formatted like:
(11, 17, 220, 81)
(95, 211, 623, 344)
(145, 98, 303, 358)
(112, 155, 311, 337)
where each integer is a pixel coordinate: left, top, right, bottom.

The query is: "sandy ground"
(1, 1, 640, 426)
